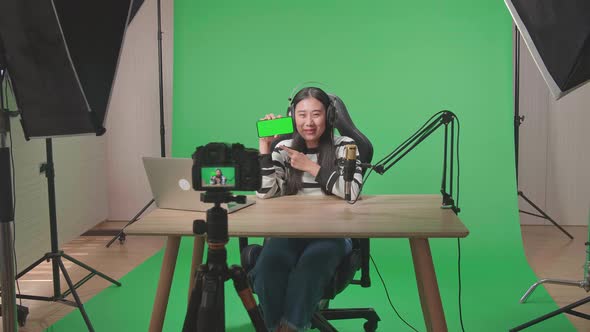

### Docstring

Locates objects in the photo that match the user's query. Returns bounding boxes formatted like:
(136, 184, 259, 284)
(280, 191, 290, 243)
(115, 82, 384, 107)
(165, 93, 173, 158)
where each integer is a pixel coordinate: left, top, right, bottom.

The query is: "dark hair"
(285, 87, 335, 195)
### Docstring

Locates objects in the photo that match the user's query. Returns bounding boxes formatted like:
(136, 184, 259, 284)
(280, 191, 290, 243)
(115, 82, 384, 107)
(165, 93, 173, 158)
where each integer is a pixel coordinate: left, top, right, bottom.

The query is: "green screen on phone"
(257, 117, 294, 137)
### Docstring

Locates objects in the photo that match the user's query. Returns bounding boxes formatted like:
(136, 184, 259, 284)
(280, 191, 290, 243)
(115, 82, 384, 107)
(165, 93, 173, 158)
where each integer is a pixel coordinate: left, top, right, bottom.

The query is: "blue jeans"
(249, 238, 351, 331)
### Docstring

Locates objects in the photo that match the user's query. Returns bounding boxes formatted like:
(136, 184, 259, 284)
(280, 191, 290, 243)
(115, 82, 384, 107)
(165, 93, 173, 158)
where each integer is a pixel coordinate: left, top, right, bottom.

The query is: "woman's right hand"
(258, 113, 282, 154)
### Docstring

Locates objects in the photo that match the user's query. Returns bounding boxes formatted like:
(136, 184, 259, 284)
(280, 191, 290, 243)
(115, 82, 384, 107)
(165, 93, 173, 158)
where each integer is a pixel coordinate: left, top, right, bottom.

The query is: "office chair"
(239, 94, 380, 332)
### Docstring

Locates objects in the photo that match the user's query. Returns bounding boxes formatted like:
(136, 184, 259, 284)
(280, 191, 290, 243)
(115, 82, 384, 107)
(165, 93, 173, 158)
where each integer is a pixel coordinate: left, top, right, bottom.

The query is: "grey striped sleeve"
(256, 149, 287, 199)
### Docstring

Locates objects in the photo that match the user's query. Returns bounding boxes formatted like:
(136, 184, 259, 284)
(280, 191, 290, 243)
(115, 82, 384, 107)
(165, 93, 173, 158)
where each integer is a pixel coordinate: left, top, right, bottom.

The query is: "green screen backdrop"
(48, 0, 575, 331)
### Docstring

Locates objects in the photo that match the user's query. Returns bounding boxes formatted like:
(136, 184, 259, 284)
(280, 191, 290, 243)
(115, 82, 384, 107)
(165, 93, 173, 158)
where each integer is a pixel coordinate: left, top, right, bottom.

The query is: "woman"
(250, 87, 362, 332)
(209, 168, 227, 185)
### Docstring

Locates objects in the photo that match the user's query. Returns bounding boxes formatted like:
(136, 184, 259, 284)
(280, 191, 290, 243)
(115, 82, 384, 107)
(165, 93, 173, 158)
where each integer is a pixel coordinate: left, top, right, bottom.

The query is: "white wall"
(518, 34, 590, 226)
(545, 84, 590, 226)
(106, 0, 174, 221)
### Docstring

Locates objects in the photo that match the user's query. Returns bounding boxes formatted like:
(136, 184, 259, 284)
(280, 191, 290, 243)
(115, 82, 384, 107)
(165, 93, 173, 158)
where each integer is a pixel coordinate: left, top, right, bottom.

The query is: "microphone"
(343, 144, 357, 201)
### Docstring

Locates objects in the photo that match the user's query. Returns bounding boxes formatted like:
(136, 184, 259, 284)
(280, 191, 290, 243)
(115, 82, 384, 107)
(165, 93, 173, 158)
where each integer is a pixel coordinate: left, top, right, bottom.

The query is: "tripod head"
(193, 191, 246, 244)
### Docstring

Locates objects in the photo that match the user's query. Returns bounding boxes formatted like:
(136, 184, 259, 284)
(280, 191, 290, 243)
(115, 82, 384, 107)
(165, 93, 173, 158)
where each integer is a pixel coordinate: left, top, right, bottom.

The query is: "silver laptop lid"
(142, 157, 255, 213)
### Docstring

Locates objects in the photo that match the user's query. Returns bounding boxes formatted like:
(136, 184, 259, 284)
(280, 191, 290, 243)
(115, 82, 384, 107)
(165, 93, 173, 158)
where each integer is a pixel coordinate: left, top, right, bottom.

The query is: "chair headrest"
(329, 94, 373, 165)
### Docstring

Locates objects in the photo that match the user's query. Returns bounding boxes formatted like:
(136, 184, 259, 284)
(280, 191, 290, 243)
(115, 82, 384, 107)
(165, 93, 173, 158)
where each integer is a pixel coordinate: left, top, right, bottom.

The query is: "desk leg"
(149, 236, 181, 332)
(188, 236, 205, 302)
(409, 238, 447, 332)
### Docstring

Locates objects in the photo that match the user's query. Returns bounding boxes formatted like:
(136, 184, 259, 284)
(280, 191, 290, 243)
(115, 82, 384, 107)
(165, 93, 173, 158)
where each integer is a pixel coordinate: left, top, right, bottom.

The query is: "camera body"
(192, 143, 261, 192)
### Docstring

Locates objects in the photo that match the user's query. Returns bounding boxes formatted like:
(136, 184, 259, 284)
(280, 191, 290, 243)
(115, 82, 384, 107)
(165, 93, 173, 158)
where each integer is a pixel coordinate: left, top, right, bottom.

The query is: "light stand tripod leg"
(518, 191, 574, 239)
(520, 278, 585, 303)
(105, 198, 154, 248)
(62, 253, 121, 286)
(57, 257, 95, 332)
(510, 296, 590, 331)
(15, 254, 49, 279)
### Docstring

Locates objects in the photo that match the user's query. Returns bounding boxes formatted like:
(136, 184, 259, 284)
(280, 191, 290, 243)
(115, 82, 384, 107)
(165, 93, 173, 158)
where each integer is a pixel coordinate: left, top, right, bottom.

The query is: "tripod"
(106, 0, 167, 248)
(182, 191, 267, 332)
(513, 26, 573, 239)
(9, 138, 121, 332)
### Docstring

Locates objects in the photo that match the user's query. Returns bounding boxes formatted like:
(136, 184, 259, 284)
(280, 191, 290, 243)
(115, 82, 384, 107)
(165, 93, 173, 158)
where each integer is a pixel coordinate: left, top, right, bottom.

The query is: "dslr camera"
(192, 142, 261, 192)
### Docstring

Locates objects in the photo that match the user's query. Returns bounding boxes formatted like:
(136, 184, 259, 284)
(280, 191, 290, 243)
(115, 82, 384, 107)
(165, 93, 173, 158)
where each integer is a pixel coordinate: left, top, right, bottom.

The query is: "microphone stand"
(370, 111, 460, 214)
(106, 0, 167, 247)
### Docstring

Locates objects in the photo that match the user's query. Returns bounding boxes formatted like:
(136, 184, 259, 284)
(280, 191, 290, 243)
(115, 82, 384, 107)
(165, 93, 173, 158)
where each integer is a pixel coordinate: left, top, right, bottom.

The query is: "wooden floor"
(1, 223, 589, 331)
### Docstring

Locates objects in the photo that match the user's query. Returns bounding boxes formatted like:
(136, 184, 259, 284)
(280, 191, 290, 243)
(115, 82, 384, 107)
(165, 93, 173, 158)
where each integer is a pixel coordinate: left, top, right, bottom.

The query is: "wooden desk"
(126, 194, 469, 332)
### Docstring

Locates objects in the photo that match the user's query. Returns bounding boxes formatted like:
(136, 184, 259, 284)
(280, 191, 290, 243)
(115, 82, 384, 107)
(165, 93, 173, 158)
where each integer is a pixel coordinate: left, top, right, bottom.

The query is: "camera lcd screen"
(201, 166, 236, 188)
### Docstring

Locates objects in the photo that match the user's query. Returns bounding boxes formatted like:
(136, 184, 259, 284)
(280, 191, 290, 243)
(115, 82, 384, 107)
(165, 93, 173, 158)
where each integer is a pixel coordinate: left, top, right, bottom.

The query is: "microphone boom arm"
(371, 110, 460, 213)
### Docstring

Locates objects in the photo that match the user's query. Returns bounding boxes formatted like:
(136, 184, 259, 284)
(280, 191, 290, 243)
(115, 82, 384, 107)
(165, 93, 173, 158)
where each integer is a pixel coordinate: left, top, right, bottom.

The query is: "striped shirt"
(256, 136, 363, 200)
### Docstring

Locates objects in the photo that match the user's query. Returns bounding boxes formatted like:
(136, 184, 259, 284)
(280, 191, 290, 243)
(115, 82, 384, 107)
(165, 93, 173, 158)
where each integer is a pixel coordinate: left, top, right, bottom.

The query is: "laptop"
(142, 157, 255, 213)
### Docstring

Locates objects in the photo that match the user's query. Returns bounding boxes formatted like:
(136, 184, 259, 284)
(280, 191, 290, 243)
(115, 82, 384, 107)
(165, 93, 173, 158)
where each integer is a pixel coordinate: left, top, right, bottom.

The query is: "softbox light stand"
(513, 26, 573, 240)
(11, 138, 121, 332)
(0, 0, 132, 330)
(505, 0, 590, 329)
(106, 0, 166, 248)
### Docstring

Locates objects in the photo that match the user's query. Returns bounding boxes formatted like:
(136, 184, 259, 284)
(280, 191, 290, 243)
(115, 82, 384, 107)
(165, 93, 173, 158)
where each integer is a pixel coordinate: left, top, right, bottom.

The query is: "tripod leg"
(62, 253, 121, 286)
(189, 237, 206, 303)
(57, 258, 95, 332)
(196, 272, 226, 332)
(229, 265, 268, 332)
(183, 265, 206, 332)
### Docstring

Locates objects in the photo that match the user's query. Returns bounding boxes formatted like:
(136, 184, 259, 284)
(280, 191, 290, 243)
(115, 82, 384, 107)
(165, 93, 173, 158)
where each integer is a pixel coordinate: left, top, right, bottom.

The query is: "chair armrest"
(349, 238, 371, 288)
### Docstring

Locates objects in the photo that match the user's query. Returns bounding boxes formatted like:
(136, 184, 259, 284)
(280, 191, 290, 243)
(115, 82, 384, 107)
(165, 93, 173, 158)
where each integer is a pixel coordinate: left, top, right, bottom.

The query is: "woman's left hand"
(279, 145, 321, 177)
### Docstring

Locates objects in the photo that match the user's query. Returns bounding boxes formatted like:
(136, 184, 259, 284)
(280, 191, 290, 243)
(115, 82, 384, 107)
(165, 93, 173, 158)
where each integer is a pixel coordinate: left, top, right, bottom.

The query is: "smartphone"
(256, 117, 294, 138)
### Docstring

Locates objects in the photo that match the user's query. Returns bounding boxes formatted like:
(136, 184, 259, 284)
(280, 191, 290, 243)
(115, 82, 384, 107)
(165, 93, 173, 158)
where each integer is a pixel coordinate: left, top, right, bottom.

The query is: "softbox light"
(504, 0, 590, 100)
(130, 0, 145, 23)
(0, 0, 132, 138)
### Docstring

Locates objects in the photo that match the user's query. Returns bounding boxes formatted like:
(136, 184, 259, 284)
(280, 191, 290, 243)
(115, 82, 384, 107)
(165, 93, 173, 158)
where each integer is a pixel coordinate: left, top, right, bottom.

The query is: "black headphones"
(287, 86, 337, 128)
